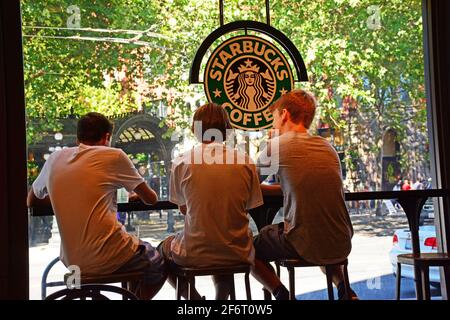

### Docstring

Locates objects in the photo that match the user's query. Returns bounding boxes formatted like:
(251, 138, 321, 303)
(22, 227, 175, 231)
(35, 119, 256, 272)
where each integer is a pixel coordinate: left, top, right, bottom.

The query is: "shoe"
(337, 282, 359, 300)
(273, 285, 290, 300)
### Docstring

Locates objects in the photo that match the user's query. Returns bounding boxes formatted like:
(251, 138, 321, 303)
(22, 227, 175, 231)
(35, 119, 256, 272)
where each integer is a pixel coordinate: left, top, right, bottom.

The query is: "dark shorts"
(114, 241, 167, 285)
(157, 236, 177, 267)
(253, 222, 300, 262)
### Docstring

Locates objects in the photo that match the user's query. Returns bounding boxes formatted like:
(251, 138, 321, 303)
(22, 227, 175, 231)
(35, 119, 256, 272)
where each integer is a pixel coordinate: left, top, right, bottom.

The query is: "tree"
(23, 0, 429, 190)
(271, 0, 427, 190)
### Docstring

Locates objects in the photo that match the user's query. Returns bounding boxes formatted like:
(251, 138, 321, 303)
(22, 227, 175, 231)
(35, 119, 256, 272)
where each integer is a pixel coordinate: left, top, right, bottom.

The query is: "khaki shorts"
(253, 222, 300, 261)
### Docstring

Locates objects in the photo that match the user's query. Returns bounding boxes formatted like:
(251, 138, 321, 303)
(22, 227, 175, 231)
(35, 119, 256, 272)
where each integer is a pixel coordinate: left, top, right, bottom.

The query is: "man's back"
(271, 131, 353, 264)
(169, 144, 263, 267)
(33, 144, 143, 275)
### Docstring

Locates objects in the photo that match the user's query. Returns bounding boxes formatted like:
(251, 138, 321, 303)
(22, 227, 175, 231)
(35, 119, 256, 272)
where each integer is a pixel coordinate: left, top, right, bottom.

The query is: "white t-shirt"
(169, 143, 264, 267)
(32, 144, 144, 275)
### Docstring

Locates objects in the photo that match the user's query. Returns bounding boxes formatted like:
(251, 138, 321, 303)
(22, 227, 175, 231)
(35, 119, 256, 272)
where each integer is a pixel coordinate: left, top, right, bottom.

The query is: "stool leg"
(121, 282, 127, 300)
(263, 288, 272, 300)
(421, 265, 430, 300)
(444, 266, 450, 300)
(343, 263, 351, 300)
(245, 272, 252, 300)
(413, 264, 424, 300)
(288, 267, 295, 300)
(325, 266, 334, 300)
(229, 275, 236, 300)
(187, 276, 195, 300)
(276, 262, 281, 278)
(175, 276, 182, 300)
(396, 263, 402, 300)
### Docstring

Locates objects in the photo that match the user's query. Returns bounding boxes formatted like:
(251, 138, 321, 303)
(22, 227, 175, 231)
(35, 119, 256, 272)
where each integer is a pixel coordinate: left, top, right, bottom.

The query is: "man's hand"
(128, 192, 140, 202)
(27, 188, 51, 207)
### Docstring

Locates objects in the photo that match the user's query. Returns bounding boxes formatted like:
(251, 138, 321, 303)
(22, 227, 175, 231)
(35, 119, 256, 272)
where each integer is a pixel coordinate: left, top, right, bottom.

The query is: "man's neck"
(280, 122, 308, 135)
(78, 140, 109, 147)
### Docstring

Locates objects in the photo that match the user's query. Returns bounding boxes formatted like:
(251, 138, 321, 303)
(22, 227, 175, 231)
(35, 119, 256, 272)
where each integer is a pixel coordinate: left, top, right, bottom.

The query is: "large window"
(23, 0, 437, 299)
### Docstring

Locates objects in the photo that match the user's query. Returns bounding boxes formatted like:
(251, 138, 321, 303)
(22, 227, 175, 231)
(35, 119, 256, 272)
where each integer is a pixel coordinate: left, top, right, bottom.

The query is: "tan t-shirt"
(169, 143, 264, 267)
(258, 132, 353, 264)
(32, 144, 144, 275)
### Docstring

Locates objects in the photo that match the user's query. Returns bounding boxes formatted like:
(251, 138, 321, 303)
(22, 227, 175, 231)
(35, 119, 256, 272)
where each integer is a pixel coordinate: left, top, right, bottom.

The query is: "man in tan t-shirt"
(27, 112, 166, 299)
(158, 103, 263, 300)
(254, 90, 358, 300)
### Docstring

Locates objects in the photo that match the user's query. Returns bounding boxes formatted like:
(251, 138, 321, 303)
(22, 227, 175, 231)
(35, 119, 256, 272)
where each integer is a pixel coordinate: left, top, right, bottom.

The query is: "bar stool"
(44, 284, 139, 300)
(394, 194, 450, 300)
(41, 256, 66, 299)
(170, 264, 252, 300)
(41, 255, 145, 300)
(275, 258, 351, 300)
(45, 270, 145, 300)
(396, 253, 450, 300)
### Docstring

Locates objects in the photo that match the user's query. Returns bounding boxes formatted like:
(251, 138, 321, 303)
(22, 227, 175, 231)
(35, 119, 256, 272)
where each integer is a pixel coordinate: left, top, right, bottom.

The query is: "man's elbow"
(27, 190, 36, 207)
(133, 183, 159, 205)
(149, 193, 158, 205)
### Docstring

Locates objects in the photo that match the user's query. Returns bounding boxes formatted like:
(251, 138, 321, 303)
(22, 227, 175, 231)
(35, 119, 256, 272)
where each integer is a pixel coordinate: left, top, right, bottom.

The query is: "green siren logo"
(204, 35, 294, 130)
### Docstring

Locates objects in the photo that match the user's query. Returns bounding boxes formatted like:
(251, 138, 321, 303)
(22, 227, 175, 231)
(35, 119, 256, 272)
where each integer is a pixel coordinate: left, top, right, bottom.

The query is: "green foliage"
(23, 0, 429, 188)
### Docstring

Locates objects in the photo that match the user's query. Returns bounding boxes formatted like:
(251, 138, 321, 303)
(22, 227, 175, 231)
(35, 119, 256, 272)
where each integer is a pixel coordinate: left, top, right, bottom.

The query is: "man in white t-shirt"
(158, 103, 264, 300)
(27, 112, 166, 299)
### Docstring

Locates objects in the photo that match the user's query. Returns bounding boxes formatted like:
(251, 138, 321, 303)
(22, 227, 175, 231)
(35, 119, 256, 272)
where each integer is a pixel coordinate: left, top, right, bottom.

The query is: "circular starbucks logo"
(204, 35, 294, 130)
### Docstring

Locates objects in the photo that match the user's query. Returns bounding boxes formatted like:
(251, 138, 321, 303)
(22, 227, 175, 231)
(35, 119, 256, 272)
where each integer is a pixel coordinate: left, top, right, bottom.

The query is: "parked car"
(382, 198, 434, 225)
(389, 225, 441, 286)
(421, 199, 435, 220)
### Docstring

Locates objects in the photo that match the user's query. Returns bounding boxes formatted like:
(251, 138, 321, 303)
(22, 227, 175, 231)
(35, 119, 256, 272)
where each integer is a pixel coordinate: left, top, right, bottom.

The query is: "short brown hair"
(269, 89, 317, 128)
(77, 112, 113, 143)
(191, 103, 232, 142)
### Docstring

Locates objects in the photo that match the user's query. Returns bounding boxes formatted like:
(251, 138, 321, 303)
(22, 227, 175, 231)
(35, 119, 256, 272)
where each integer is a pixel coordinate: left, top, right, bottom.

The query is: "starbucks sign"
(204, 35, 294, 130)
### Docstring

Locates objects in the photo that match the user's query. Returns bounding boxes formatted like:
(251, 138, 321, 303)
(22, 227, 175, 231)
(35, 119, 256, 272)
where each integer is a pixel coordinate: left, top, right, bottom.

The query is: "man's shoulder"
(171, 150, 192, 169)
(78, 146, 129, 167)
(283, 133, 333, 149)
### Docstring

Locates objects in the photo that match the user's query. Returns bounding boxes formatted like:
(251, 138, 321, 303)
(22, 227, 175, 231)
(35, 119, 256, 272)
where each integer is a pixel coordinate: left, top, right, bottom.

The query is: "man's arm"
(260, 183, 283, 196)
(27, 188, 51, 207)
(133, 182, 158, 205)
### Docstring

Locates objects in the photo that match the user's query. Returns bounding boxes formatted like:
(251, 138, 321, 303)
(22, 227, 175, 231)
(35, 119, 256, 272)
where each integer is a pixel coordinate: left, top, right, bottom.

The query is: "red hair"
(269, 89, 317, 128)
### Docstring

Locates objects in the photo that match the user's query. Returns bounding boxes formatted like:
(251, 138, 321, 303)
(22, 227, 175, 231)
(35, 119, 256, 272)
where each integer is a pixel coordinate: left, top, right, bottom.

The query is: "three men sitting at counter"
(27, 89, 357, 300)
